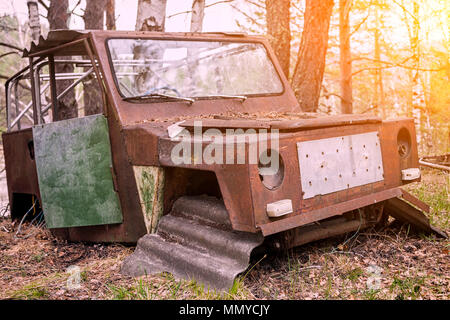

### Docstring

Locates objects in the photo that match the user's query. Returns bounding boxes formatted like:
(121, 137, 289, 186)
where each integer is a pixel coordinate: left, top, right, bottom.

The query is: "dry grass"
(0, 169, 448, 300)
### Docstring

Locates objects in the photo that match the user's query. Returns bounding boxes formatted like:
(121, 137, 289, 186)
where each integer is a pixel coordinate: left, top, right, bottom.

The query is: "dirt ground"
(0, 169, 448, 300)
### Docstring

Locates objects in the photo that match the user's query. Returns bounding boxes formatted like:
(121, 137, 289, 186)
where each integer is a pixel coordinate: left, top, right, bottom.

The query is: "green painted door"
(33, 114, 123, 228)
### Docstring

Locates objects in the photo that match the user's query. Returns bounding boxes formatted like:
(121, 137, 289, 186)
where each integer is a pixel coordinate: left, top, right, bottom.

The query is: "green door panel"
(33, 114, 123, 228)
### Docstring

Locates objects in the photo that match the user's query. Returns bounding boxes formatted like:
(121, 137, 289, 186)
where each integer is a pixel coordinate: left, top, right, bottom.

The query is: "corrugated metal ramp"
(121, 196, 263, 292)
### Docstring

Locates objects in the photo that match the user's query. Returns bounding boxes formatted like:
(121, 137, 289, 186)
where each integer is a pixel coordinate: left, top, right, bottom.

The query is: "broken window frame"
(5, 38, 106, 132)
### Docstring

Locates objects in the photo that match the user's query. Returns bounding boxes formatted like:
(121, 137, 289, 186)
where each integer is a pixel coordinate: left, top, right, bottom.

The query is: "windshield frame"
(104, 36, 286, 103)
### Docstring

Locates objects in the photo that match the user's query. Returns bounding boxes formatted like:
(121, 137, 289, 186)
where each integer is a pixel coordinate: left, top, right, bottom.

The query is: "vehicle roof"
(22, 29, 260, 57)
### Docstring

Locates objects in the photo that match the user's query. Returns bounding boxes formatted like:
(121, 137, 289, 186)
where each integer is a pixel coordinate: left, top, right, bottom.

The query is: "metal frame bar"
(6, 38, 227, 132)
(13, 79, 20, 130)
(28, 57, 39, 124)
(10, 83, 49, 128)
(6, 59, 94, 131)
(83, 38, 107, 108)
(18, 100, 41, 123)
(48, 55, 59, 121)
(5, 56, 44, 131)
(41, 67, 94, 115)
(34, 60, 42, 124)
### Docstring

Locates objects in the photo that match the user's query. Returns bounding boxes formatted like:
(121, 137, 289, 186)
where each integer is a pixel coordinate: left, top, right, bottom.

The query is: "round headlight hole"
(397, 128, 411, 158)
(258, 149, 284, 190)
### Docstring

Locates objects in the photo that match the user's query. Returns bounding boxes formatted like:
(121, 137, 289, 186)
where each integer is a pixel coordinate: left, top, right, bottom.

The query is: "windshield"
(107, 39, 283, 100)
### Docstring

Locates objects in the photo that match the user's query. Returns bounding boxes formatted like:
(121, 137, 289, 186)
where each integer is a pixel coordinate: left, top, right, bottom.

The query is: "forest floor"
(0, 169, 448, 300)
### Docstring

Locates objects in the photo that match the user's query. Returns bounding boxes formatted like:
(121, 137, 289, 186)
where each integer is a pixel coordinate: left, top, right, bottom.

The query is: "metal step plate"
(297, 131, 384, 199)
(121, 196, 264, 291)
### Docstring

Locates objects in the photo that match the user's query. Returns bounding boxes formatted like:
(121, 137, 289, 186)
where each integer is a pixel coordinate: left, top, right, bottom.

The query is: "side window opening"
(46, 57, 103, 122)
(6, 56, 104, 132)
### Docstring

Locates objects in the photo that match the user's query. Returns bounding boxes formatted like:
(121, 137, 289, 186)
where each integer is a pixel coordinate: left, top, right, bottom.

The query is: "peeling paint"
(133, 166, 165, 233)
(33, 114, 123, 228)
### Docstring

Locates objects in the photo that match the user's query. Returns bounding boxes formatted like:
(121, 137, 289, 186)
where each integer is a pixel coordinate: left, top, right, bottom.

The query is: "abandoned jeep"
(2, 30, 445, 291)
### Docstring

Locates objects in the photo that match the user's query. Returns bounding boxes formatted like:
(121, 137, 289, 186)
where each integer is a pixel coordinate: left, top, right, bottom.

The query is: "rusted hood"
(178, 113, 381, 131)
(123, 113, 382, 166)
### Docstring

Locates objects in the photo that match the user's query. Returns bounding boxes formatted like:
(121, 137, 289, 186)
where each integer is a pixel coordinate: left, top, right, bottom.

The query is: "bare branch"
(352, 64, 443, 76)
(205, 0, 235, 9)
(0, 51, 20, 59)
(38, 0, 49, 12)
(0, 24, 18, 32)
(71, 12, 84, 18)
(244, 0, 264, 9)
(167, 0, 235, 19)
(230, 3, 265, 29)
(69, 0, 82, 15)
(0, 75, 31, 91)
(391, 0, 419, 24)
(350, 13, 369, 36)
(291, 1, 305, 16)
(352, 55, 414, 66)
(0, 42, 22, 51)
(166, 9, 190, 19)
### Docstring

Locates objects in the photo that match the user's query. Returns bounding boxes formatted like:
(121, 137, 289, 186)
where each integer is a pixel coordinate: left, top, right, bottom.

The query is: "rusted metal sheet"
(180, 119, 271, 129)
(123, 125, 163, 166)
(269, 114, 381, 130)
(32, 114, 123, 228)
(157, 120, 422, 235)
(121, 196, 263, 291)
(68, 101, 148, 243)
(400, 189, 430, 213)
(297, 131, 384, 199)
(276, 217, 370, 250)
(384, 197, 447, 238)
(1, 129, 41, 218)
(179, 114, 381, 131)
(379, 119, 420, 188)
(259, 188, 402, 236)
(250, 123, 387, 231)
(22, 30, 89, 57)
(272, 203, 385, 250)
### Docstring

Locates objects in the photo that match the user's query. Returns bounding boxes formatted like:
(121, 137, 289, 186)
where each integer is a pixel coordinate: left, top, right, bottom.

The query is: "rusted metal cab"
(2, 30, 443, 290)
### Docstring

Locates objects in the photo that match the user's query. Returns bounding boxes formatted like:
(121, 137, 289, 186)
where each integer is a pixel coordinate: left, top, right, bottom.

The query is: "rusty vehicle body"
(2, 30, 445, 291)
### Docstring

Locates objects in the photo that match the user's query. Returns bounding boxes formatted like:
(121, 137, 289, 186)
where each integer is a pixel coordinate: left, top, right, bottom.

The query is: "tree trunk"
(136, 0, 167, 31)
(291, 0, 334, 112)
(190, 0, 205, 32)
(373, 3, 384, 118)
(26, 0, 41, 43)
(83, 0, 105, 116)
(411, 1, 422, 144)
(48, 0, 78, 120)
(106, 0, 116, 30)
(265, 0, 291, 78)
(84, 0, 106, 29)
(48, 0, 69, 29)
(134, 0, 167, 93)
(339, 0, 352, 114)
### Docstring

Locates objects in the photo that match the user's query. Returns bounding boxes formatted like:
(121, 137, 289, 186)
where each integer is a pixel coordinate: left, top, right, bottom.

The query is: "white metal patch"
(297, 131, 384, 199)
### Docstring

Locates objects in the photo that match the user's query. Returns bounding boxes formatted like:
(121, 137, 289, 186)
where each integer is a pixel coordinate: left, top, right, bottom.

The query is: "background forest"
(0, 0, 448, 157)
